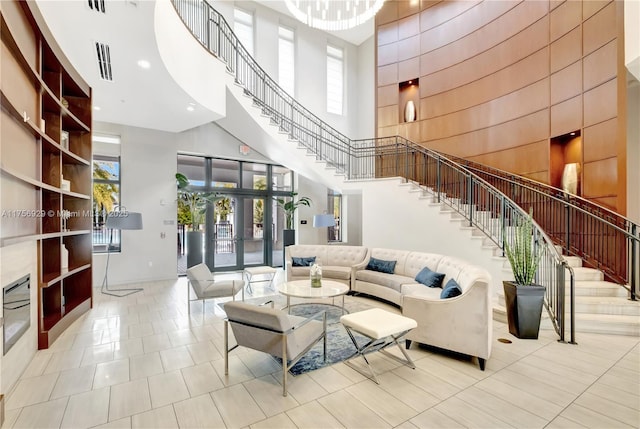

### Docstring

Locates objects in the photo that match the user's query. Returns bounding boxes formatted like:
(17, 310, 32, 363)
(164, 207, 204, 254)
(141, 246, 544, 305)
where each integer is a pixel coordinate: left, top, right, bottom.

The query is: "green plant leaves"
(504, 209, 543, 286)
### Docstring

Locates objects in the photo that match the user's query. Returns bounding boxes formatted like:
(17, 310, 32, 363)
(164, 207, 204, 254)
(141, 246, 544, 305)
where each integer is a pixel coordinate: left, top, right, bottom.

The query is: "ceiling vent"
(95, 42, 113, 81)
(88, 0, 106, 13)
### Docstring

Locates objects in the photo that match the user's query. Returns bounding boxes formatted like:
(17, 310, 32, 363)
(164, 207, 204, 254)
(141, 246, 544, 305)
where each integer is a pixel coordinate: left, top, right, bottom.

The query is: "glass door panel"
(209, 196, 238, 270)
(243, 197, 265, 266)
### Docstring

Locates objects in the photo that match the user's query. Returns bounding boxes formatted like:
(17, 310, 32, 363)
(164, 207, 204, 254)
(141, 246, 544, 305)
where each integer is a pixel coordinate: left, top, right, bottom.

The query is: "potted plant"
(503, 209, 545, 339)
(275, 192, 312, 246)
(176, 173, 220, 268)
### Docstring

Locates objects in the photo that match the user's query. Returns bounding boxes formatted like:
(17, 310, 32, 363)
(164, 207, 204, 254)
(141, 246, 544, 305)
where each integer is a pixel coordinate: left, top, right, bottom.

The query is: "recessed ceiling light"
(570, 132, 576, 136)
(137, 59, 151, 69)
(186, 105, 195, 112)
(94, 106, 101, 111)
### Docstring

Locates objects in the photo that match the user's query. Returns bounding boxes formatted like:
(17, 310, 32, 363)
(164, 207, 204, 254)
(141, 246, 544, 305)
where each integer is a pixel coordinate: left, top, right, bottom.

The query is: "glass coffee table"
(277, 280, 350, 314)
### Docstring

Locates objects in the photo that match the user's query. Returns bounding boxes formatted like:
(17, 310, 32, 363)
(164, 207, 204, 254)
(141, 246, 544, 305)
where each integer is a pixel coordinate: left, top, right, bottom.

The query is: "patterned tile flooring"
(2, 271, 638, 429)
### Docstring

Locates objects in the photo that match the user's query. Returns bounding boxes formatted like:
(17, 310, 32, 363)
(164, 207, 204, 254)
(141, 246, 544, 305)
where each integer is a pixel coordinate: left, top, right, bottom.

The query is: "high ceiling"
(34, 0, 374, 133)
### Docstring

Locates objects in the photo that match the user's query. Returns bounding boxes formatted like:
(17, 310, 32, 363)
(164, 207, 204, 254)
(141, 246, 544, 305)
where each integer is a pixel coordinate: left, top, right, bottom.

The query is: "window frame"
(326, 44, 344, 115)
(92, 154, 121, 253)
(278, 24, 295, 97)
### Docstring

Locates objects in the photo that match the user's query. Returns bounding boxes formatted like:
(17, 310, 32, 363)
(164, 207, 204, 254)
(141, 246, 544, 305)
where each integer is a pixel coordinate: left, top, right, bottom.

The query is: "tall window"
(234, 7, 254, 56)
(92, 155, 121, 252)
(326, 44, 344, 115)
(278, 25, 295, 96)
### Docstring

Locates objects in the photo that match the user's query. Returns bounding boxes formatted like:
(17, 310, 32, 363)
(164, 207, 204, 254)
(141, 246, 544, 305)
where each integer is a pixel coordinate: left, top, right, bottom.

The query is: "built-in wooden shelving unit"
(1, 1, 93, 349)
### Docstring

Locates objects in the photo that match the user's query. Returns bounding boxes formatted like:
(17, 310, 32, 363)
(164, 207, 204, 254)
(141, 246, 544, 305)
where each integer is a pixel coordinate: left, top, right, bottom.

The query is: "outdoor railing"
(170, 0, 595, 343)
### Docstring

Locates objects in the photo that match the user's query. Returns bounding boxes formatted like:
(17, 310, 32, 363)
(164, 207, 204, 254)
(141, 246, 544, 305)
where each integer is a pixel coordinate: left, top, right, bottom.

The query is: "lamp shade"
(313, 214, 336, 228)
(106, 212, 143, 230)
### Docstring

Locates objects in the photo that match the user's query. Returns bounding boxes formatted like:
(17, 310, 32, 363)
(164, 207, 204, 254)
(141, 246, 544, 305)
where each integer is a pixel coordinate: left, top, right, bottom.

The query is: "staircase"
(164, 0, 639, 340)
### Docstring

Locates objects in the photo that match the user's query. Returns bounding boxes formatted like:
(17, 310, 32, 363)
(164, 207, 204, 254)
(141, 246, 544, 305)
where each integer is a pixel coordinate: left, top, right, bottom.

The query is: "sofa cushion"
(370, 248, 410, 275)
(292, 256, 316, 267)
(356, 270, 412, 293)
(440, 278, 463, 299)
(366, 257, 396, 274)
(320, 266, 351, 280)
(401, 283, 442, 300)
(415, 267, 445, 288)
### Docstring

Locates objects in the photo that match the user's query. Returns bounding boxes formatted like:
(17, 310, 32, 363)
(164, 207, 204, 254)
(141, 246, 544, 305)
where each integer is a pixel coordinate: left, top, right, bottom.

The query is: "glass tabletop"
(277, 279, 349, 299)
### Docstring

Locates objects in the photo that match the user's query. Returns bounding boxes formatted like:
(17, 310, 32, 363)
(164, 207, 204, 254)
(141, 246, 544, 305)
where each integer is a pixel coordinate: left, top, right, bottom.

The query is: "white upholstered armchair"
(186, 263, 244, 313)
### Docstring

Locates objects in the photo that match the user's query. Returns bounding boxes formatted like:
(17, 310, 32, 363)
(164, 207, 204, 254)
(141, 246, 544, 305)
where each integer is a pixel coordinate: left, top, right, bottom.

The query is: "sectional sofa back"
(369, 248, 488, 293)
(286, 245, 369, 267)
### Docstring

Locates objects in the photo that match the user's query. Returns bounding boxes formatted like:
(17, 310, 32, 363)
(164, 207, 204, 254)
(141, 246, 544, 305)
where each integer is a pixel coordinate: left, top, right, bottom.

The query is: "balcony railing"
(168, 0, 640, 343)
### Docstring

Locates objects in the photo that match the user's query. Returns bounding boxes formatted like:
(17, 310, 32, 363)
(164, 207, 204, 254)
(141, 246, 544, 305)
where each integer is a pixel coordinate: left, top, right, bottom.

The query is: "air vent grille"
(95, 42, 113, 81)
(88, 0, 106, 13)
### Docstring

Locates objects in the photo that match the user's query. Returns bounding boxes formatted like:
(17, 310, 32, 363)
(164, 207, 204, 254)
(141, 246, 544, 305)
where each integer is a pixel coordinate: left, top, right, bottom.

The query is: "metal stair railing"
(170, 0, 577, 343)
(449, 157, 638, 301)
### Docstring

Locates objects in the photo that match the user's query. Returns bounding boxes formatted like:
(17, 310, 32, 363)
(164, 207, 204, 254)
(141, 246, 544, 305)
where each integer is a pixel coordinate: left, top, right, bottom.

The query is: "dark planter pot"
(283, 229, 295, 247)
(186, 231, 204, 268)
(503, 281, 546, 339)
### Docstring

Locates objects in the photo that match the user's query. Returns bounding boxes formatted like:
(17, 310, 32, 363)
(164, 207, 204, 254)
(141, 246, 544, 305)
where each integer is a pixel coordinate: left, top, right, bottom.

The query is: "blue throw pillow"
(292, 256, 316, 267)
(366, 257, 396, 274)
(440, 278, 463, 299)
(415, 267, 445, 288)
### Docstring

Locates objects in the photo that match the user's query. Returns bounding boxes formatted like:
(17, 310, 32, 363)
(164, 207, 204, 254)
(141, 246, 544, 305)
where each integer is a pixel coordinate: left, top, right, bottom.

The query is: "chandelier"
(284, 0, 386, 31)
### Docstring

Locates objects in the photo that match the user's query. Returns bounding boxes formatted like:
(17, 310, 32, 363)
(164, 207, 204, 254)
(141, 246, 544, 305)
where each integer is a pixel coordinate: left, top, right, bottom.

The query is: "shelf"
(0, 90, 59, 148)
(0, 164, 59, 192)
(0, 230, 91, 248)
(0, 14, 40, 88)
(61, 147, 90, 166)
(40, 263, 92, 288)
(61, 189, 91, 200)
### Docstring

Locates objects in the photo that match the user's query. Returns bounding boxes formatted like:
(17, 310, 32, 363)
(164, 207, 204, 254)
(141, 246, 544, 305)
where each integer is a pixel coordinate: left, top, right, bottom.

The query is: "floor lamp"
(101, 212, 144, 297)
(313, 213, 336, 241)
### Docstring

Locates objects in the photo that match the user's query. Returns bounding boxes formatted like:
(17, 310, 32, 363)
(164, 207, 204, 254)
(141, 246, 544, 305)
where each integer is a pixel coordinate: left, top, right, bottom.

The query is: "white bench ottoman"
(244, 266, 278, 295)
(340, 308, 417, 384)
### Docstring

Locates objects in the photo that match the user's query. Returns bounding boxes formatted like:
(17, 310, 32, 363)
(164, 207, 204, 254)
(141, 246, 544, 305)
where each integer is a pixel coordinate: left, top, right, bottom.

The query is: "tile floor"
(2, 271, 639, 429)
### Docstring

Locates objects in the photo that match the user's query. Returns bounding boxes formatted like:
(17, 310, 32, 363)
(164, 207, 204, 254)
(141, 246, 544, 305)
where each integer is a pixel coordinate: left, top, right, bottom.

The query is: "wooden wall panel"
(467, 140, 550, 176)
(583, 78, 617, 127)
(550, 95, 582, 137)
(398, 35, 420, 61)
(419, 0, 518, 53)
(550, 27, 582, 73)
(398, 14, 420, 39)
(583, 39, 617, 92)
(583, 157, 617, 198)
(378, 105, 399, 128)
(420, 3, 548, 75)
(378, 64, 398, 86)
(422, 48, 548, 118)
(378, 22, 399, 45)
(420, 21, 549, 97)
(583, 0, 611, 19)
(583, 118, 617, 163)
(397, 0, 422, 19)
(549, 0, 582, 41)
(378, 85, 399, 107)
(424, 111, 550, 158)
(551, 60, 582, 104)
(398, 57, 420, 82)
(378, 43, 398, 66)
(376, 0, 626, 214)
(421, 79, 549, 141)
(583, 1, 616, 55)
(419, 0, 480, 32)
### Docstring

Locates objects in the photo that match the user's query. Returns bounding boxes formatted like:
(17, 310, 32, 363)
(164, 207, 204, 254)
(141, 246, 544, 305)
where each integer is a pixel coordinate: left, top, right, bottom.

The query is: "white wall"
(214, 0, 375, 140)
(359, 178, 505, 297)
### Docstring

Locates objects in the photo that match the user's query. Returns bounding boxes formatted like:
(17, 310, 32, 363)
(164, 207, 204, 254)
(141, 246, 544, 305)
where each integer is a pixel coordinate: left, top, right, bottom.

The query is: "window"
(234, 7, 254, 56)
(326, 44, 344, 115)
(328, 192, 342, 242)
(92, 155, 121, 252)
(278, 25, 295, 96)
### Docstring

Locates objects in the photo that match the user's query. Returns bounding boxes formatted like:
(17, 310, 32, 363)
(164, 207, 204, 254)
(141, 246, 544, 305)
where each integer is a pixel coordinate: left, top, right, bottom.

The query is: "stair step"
(493, 305, 640, 336)
(568, 267, 604, 281)
(567, 280, 629, 297)
(563, 256, 583, 268)
(497, 294, 639, 315)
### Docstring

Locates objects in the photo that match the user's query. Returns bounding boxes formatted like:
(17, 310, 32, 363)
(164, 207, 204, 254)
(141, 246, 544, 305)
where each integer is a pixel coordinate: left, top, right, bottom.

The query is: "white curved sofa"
(354, 248, 492, 370)
(285, 245, 370, 287)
